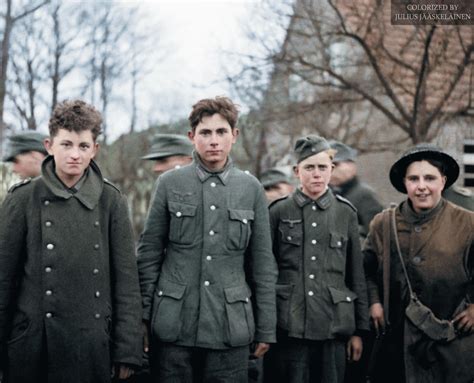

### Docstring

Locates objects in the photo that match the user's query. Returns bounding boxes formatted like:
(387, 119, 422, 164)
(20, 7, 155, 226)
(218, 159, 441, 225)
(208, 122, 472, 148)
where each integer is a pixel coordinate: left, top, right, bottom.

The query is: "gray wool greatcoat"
(137, 155, 277, 350)
(0, 157, 142, 383)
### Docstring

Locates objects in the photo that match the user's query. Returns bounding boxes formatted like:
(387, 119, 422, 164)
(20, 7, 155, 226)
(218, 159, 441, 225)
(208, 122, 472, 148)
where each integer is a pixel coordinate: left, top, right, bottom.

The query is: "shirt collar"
(41, 156, 104, 210)
(193, 151, 233, 185)
(400, 197, 446, 224)
(292, 187, 334, 209)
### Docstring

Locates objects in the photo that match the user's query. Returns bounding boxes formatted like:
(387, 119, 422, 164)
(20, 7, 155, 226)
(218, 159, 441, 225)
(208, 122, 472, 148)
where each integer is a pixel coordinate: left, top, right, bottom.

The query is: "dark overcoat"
(0, 157, 142, 383)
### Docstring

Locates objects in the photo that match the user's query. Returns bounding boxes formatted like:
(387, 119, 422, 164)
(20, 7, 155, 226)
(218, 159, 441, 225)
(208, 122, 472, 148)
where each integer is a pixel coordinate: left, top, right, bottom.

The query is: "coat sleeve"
(246, 185, 278, 344)
(363, 214, 384, 306)
(345, 210, 370, 332)
(109, 193, 142, 367)
(137, 177, 169, 321)
(0, 191, 27, 345)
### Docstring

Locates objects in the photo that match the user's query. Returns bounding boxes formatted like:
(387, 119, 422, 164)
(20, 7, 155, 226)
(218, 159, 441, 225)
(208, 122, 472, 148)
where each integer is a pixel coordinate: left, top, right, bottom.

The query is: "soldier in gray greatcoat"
(265, 135, 369, 383)
(137, 96, 277, 382)
(329, 141, 383, 238)
(0, 100, 142, 382)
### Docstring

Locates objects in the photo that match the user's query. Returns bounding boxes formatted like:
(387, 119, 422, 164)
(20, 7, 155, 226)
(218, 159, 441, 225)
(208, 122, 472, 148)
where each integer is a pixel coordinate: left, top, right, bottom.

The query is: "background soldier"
(138, 96, 277, 382)
(142, 133, 193, 176)
(329, 141, 383, 238)
(260, 168, 294, 203)
(2, 131, 48, 179)
(443, 185, 474, 211)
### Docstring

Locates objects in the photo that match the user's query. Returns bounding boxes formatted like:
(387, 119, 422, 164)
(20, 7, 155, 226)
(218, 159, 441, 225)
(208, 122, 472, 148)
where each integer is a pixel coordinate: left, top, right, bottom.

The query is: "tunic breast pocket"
(168, 202, 197, 245)
(279, 219, 303, 246)
(227, 209, 254, 250)
(327, 233, 347, 274)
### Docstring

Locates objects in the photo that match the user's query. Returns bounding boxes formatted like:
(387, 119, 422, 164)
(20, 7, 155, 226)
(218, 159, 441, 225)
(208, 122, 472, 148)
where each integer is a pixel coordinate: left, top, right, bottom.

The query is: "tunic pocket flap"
(328, 286, 357, 304)
(224, 285, 251, 303)
(156, 280, 187, 300)
(168, 202, 197, 217)
(329, 233, 345, 248)
(228, 209, 254, 223)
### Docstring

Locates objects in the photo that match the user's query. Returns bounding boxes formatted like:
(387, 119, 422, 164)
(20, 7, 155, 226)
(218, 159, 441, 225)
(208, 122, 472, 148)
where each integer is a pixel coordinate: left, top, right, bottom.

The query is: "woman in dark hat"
(363, 144, 473, 383)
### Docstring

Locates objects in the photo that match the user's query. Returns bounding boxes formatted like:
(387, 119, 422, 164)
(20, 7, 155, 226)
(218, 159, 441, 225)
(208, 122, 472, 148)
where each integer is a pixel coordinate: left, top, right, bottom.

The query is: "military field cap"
(260, 168, 291, 188)
(3, 131, 48, 162)
(294, 135, 331, 163)
(389, 143, 459, 193)
(329, 140, 358, 162)
(142, 133, 193, 160)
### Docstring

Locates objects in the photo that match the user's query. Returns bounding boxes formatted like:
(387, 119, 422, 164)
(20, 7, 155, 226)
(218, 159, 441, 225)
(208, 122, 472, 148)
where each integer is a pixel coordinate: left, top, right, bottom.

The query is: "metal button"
(45, 312, 53, 318)
(413, 256, 421, 264)
(312, 222, 317, 227)
(245, 297, 249, 302)
(210, 205, 216, 211)
(287, 236, 292, 241)
(209, 230, 215, 236)
(308, 291, 314, 296)
(95, 291, 100, 298)
(158, 291, 163, 296)
(94, 313, 101, 319)
(337, 241, 342, 246)
(45, 290, 52, 296)
(311, 256, 316, 261)
(93, 268, 99, 274)
(346, 297, 352, 302)
(45, 221, 52, 227)
(311, 239, 317, 245)
(312, 205, 316, 210)
(176, 211, 182, 217)
(94, 244, 100, 250)
(244, 170, 250, 175)
(309, 274, 315, 279)
(414, 226, 422, 233)
(206, 255, 212, 261)
(44, 200, 50, 206)
(45, 267, 52, 273)
(210, 182, 216, 187)
(46, 243, 54, 250)
(204, 281, 210, 286)
(243, 219, 248, 224)
(94, 221, 100, 227)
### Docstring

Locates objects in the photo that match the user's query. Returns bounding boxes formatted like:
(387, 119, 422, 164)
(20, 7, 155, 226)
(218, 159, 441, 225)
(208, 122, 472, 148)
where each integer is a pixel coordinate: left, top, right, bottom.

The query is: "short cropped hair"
(49, 100, 102, 141)
(188, 96, 239, 131)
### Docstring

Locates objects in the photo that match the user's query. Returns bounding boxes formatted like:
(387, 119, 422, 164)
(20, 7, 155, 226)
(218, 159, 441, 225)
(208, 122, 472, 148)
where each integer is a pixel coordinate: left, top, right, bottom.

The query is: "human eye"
(61, 142, 71, 147)
(80, 143, 90, 150)
(217, 128, 228, 136)
(304, 165, 314, 171)
(318, 165, 328, 171)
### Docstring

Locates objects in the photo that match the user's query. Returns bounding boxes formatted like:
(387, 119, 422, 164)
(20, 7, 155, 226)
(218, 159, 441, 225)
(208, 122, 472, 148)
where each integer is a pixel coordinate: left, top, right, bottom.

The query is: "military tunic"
(137, 154, 277, 350)
(364, 199, 474, 383)
(0, 157, 142, 382)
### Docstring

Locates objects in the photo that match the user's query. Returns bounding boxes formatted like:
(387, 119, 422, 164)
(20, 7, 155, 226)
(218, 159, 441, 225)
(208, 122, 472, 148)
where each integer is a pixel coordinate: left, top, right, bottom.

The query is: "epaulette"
(269, 195, 289, 209)
(103, 178, 121, 193)
(8, 178, 32, 193)
(452, 185, 472, 197)
(335, 194, 357, 212)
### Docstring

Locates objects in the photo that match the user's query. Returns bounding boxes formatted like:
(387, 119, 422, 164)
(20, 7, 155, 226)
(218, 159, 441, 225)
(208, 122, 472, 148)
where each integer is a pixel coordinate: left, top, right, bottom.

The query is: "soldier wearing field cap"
(142, 133, 193, 176)
(3, 131, 48, 179)
(265, 135, 369, 383)
(329, 141, 383, 238)
(260, 168, 294, 203)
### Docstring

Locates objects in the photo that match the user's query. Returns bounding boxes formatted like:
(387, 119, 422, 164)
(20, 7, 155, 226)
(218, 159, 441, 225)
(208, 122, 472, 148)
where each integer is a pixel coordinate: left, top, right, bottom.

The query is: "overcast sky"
(109, 0, 261, 140)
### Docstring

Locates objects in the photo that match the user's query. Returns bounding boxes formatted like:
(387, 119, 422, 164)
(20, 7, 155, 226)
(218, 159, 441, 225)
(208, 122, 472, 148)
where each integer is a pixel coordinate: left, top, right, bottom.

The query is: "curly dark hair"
(188, 96, 239, 131)
(49, 100, 102, 141)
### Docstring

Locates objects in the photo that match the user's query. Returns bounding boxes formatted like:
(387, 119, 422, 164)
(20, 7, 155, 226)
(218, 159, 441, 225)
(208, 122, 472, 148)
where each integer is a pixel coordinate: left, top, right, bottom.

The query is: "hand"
(253, 342, 270, 358)
(111, 364, 134, 380)
(142, 321, 149, 353)
(346, 336, 363, 362)
(370, 303, 385, 336)
(453, 304, 474, 334)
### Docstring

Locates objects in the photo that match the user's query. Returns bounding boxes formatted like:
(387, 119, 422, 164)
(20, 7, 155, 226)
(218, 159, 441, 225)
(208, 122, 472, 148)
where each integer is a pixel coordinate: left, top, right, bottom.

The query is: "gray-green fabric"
(0, 157, 142, 381)
(329, 141, 358, 162)
(137, 152, 277, 349)
(269, 188, 369, 340)
(3, 131, 48, 162)
(443, 186, 474, 211)
(260, 168, 290, 189)
(294, 135, 330, 163)
(142, 133, 193, 160)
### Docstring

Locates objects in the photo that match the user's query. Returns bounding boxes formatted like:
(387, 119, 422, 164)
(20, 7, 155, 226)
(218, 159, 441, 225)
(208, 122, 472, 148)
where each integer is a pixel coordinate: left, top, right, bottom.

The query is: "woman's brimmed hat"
(389, 143, 459, 193)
